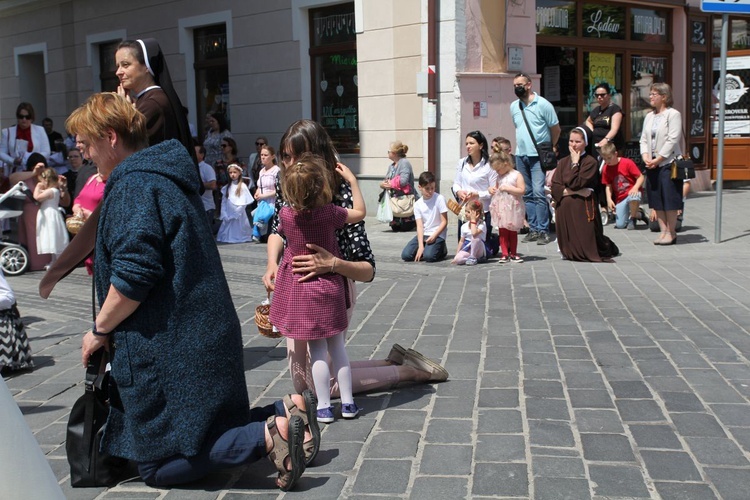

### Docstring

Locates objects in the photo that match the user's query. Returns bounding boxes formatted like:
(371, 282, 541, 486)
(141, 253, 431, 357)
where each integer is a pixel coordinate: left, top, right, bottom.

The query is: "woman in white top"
(639, 83, 683, 246)
(452, 130, 498, 241)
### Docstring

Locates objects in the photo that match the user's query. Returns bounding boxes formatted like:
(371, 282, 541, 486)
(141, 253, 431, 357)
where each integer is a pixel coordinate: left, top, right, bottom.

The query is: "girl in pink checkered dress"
(269, 153, 366, 423)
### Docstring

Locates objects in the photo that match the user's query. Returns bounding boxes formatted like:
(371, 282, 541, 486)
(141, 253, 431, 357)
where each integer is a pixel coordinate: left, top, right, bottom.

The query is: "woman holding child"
(551, 127, 618, 262)
(264, 120, 448, 416)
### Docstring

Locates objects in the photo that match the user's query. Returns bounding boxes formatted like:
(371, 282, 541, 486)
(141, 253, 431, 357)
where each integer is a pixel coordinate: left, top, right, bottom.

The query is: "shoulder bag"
(669, 114, 696, 181)
(66, 282, 129, 487)
(519, 102, 557, 172)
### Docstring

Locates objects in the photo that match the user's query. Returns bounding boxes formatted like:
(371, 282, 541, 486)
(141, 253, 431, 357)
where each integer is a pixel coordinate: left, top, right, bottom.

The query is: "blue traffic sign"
(701, 0, 750, 14)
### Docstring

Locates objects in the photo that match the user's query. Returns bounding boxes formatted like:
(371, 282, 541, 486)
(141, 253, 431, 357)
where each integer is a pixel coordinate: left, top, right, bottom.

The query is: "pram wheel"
(600, 210, 609, 226)
(1, 244, 29, 276)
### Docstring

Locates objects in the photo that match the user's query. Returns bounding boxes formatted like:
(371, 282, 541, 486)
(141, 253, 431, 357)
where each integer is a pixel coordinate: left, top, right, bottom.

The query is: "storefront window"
(583, 51, 623, 116)
(630, 8, 669, 44)
(582, 4, 626, 40)
(194, 24, 229, 139)
(713, 17, 750, 51)
(630, 55, 667, 139)
(310, 3, 359, 153)
(536, 0, 576, 37)
(537, 46, 577, 147)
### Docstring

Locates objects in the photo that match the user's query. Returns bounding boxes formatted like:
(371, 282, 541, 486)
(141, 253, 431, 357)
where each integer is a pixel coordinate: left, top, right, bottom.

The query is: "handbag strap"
(519, 101, 541, 152)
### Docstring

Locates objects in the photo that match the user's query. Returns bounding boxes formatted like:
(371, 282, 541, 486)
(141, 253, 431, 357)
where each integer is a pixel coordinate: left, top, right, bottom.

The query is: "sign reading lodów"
(701, 0, 750, 14)
(583, 4, 626, 40)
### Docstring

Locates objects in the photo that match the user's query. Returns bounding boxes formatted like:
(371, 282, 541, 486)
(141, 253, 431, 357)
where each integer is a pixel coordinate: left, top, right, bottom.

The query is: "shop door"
(583, 51, 624, 130)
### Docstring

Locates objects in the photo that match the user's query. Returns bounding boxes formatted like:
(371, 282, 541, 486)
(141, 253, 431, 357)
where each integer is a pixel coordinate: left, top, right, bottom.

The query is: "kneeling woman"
(67, 93, 316, 490)
(551, 127, 618, 262)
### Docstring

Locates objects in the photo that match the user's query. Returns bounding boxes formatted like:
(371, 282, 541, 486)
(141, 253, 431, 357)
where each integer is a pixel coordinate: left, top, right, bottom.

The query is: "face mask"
(514, 85, 527, 98)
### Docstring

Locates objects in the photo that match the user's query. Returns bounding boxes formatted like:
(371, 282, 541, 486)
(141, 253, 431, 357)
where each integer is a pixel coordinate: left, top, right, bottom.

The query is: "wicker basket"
(65, 215, 86, 234)
(255, 293, 280, 338)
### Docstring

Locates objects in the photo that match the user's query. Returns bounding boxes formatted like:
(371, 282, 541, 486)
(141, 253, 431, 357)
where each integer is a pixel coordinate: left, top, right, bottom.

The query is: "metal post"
(715, 13, 728, 243)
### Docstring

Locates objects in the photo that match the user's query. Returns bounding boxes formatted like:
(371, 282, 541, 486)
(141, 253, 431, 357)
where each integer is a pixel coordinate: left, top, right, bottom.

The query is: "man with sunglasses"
(1, 102, 50, 175)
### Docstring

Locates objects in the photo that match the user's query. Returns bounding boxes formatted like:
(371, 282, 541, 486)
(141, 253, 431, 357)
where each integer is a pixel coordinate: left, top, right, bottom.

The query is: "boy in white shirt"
(195, 144, 217, 229)
(401, 171, 448, 262)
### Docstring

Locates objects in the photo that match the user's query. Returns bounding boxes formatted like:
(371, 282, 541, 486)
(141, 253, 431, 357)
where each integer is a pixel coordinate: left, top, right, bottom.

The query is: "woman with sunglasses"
(584, 82, 624, 152)
(1, 102, 51, 175)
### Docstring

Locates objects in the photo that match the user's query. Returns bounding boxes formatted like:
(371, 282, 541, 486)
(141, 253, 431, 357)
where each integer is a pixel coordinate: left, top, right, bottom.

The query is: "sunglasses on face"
(255, 142, 266, 146)
(595, 93, 608, 97)
(17, 114, 31, 119)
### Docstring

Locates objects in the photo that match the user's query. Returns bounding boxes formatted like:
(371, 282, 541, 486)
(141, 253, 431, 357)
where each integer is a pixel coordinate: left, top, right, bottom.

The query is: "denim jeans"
(614, 193, 641, 228)
(516, 155, 548, 233)
(401, 235, 447, 262)
(137, 401, 284, 487)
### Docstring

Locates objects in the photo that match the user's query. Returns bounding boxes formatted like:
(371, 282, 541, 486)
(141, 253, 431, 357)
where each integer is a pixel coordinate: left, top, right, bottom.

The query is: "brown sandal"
(266, 415, 305, 491)
(283, 389, 320, 465)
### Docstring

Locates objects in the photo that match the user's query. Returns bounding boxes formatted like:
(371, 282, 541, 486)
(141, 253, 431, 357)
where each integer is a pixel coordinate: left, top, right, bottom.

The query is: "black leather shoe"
(523, 231, 538, 242)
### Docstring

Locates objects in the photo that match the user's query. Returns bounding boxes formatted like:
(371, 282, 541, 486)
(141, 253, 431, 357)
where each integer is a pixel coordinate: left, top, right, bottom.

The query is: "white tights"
(307, 332, 353, 409)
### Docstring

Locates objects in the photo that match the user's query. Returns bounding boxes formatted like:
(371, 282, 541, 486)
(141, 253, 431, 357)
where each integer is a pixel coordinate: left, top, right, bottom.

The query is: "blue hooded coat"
(96, 140, 250, 461)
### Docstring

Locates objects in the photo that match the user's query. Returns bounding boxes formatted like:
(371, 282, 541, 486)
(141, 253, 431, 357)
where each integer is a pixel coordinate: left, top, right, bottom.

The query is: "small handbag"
(389, 193, 415, 218)
(66, 348, 129, 487)
(519, 102, 557, 172)
(671, 157, 696, 180)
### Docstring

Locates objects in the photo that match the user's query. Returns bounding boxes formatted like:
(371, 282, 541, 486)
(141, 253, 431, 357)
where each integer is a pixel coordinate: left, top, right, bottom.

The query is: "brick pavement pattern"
(4, 188, 750, 499)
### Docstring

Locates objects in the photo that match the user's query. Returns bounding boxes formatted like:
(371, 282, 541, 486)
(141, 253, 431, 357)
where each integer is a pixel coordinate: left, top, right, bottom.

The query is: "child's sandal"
(283, 389, 321, 465)
(266, 415, 305, 491)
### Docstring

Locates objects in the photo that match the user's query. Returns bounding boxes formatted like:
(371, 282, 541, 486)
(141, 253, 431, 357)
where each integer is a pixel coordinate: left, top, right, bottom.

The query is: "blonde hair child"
(451, 199, 486, 265)
(488, 151, 526, 263)
(33, 167, 70, 265)
(271, 152, 366, 424)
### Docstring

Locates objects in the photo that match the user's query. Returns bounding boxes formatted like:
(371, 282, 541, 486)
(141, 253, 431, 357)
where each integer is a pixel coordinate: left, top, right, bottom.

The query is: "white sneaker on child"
(465, 257, 478, 266)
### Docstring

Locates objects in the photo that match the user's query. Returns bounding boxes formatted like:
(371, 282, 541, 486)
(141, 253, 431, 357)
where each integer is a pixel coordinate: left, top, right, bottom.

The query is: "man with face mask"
(510, 73, 561, 246)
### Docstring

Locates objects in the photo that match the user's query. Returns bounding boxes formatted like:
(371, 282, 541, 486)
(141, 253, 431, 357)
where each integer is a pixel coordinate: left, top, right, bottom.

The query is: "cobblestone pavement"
(4, 188, 750, 499)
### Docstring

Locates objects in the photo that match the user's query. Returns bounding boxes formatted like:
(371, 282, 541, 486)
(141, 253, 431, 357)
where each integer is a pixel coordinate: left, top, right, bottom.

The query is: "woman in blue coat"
(66, 93, 314, 491)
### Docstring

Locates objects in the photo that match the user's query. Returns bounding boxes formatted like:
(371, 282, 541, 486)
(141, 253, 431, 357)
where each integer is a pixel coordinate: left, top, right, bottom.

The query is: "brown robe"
(551, 154, 618, 262)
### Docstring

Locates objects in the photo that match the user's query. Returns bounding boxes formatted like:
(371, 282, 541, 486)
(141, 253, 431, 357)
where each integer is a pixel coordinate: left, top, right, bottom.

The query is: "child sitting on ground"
(600, 142, 646, 230)
(452, 199, 486, 265)
(489, 151, 526, 263)
(401, 171, 448, 262)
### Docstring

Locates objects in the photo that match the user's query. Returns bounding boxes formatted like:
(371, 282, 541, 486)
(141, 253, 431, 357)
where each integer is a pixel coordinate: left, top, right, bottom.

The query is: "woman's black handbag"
(670, 157, 696, 180)
(66, 347, 128, 487)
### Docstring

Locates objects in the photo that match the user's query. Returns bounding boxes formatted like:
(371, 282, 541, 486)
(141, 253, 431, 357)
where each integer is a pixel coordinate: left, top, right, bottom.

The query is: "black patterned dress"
(0, 273, 33, 372)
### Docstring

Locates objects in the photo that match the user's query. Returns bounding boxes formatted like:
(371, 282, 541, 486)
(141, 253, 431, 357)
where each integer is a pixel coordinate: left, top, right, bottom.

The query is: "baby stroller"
(0, 181, 33, 275)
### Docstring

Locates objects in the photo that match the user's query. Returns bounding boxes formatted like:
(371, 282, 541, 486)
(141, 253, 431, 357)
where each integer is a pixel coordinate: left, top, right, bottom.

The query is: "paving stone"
(671, 413, 728, 438)
(524, 380, 565, 399)
(629, 424, 683, 450)
(478, 388, 519, 408)
(410, 476, 468, 499)
(424, 418, 472, 444)
(580, 433, 635, 462)
(352, 459, 411, 494)
(710, 403, 750, 427)
(568, 389, 615, 409)
(662, 391, 706, 412)
(528, 419, 575, 447)
(684, 436, 750, 466)
(564, 372, 607, 389)
(431, 396, 474, 418)
(419, 444, 473, 475)
(704, 467, 750, 500)
(472, 463, 528, 497)
(378, 410, 428, 432)
(475, 434, 526, 461)
(615, 399, 666, 422)
(653, 482, 718, 500)
(640, 450, 703, 481)
(534, 477, 591, 500)
(589, 464, 651, 498)
(526, 397, 571, 421)
(366, 431, 420, 459)
(531, 456, 586, 478)
(477, 409, 523, 433)
(530, 446, 580, 457)
(574, 409, 625, 433)
(479, 371, 519, 388)
(610, 380, 653, 399)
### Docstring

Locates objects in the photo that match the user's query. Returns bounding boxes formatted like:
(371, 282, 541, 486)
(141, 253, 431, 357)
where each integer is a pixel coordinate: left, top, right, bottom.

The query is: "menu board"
(712, 54, 750, 137)
(690, 52, 706, 137)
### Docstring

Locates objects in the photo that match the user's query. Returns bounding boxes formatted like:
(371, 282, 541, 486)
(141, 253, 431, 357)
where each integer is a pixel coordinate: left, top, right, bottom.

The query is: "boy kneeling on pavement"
(401, 171, 448, 262)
